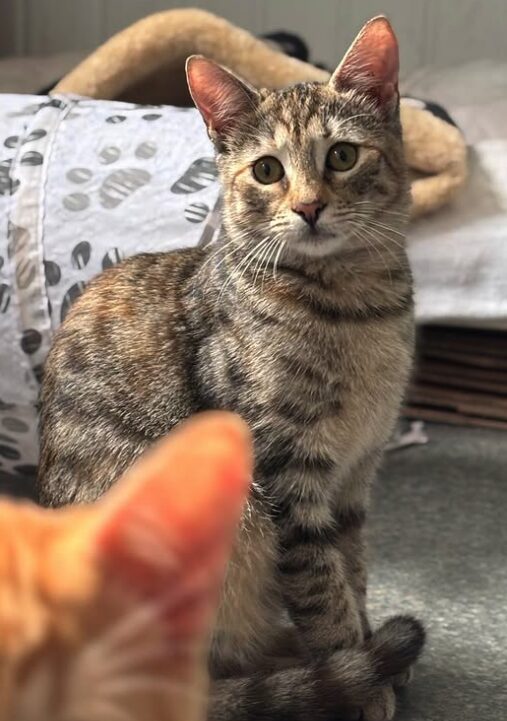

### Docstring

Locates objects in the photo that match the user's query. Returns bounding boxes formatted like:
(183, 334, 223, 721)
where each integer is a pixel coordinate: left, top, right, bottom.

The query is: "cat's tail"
(209, 615, 425, 721)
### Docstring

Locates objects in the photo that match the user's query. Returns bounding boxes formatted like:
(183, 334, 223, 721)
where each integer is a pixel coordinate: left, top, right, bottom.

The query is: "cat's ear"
(186, 55, 259, 139)
(330, 16, 399, 110)
(92, 412, 251, 634)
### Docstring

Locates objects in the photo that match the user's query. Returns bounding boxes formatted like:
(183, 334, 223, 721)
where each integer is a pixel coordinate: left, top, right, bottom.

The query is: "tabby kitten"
(1, 412, 250, 721)
(38, 16, 423, 721)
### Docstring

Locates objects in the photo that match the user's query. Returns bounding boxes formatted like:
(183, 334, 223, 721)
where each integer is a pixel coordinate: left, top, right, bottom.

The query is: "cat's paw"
(361, 685, 396, 721)
(392, 666, 414, 688)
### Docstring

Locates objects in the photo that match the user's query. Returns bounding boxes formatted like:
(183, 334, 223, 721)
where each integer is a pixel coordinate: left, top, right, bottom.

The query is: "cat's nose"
(292, 200, 326, 229)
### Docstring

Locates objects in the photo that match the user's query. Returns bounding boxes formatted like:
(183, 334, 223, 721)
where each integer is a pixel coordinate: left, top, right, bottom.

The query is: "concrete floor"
(369, 424, 507, 721)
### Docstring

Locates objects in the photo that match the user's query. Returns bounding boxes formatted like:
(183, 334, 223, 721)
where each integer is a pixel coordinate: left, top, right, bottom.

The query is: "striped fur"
(38, 17, 424, 721)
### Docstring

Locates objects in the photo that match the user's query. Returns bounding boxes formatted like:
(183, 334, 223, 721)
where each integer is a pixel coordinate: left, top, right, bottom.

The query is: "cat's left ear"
(92, 412, 251, 634)
(330, 16, 399, 112)
(186, 55, 260, 140)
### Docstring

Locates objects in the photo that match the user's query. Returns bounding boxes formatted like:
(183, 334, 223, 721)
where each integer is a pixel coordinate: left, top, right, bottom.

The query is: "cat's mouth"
(291, 227, 349, 259)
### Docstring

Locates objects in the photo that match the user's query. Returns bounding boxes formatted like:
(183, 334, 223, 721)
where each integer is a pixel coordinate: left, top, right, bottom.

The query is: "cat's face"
(0, 413, 250, 721)
(188, 17, 409, 262)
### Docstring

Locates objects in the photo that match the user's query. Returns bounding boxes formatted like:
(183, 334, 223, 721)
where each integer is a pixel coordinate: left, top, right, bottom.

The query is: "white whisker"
(272, 239, 287, 280)
(253, 236, 279, 286)
(262, 237, 283, 290)
(357, 217, 406, 251)
(351, 220, 402, 282)
(347, 219, 393, 281)
(217, 235, 272, 302)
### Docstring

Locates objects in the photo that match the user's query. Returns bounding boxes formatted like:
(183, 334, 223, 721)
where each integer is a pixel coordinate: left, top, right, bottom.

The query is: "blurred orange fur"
(0, 412, 251, 721)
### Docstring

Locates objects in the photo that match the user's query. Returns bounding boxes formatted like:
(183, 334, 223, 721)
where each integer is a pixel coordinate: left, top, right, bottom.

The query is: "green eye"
(252, 156, 285, 184)
(326, 142, 358, 172)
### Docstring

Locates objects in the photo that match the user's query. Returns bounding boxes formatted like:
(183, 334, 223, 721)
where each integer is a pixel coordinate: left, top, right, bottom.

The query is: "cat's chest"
(269, 315, 413, 463)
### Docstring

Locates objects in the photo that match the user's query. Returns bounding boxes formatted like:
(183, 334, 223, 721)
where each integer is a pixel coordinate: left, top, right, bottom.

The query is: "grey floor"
(369, 424, 507, 721)
(1, 423, 506, 719)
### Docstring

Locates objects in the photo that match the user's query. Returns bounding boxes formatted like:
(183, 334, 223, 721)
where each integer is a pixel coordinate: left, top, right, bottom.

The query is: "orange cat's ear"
(93, 412, 252, 636)
(186, 55, 259, 138)
(330, 16, 399, 110)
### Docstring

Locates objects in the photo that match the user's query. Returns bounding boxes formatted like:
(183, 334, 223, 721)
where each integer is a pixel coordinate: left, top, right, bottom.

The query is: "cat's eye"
(326, 143, 358, 172)
(252, 156, 285, 184)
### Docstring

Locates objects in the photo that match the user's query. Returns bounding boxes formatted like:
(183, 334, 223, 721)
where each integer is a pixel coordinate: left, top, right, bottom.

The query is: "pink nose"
(292, 200, 326, 229)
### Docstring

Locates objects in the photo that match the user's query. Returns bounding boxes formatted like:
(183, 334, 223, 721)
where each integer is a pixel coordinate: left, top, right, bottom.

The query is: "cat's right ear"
(186, 55, 259, 140)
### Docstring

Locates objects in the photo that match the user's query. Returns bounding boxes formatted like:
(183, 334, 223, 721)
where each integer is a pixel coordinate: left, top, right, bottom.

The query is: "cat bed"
(53, 7, 467, 220)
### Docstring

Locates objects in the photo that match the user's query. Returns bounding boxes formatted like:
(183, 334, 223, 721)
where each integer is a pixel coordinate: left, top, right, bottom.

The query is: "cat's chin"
(292, 233, 348, 259)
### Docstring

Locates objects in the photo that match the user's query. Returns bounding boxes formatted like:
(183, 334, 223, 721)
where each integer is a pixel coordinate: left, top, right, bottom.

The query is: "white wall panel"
(102, 0, 187, 38)
(102, 0, 264, 47)
(0, 0, 27, 56)
(426, 0, 507, 68)
(23, 0, 103, 54)
(263, 0, 430, 75)
(5, 0, 507, 74)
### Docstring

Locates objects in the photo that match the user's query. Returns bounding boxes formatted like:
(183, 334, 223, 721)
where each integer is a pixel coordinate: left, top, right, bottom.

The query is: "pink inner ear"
(332, 17, 399, 104)
(187, 56, 256, 134)
(94, 413, 252, 636)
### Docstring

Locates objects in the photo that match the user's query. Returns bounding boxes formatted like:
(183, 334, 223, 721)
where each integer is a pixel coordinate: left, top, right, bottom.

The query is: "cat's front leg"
(333, 506, 371, 638)
(277, 519, 400, 721)
(335, 453, 417, 697)
(333, 452, 384, 639)
(275, 496, 364, 656)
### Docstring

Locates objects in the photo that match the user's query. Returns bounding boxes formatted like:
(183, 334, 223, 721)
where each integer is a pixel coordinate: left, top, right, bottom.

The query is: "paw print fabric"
(0, 94, 221, 480)
(45, 98, 220, 327)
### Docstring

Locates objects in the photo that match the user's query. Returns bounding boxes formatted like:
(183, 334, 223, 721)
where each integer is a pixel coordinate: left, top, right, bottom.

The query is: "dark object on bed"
(403, 96, 458, 128)
(260, 31, 310, 62)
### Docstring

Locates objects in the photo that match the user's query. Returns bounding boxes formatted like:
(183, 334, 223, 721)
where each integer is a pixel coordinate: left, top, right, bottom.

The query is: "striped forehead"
(273, 114, 325, 148)
(256, 83, 383, 148)
(260, 114, 328, 176)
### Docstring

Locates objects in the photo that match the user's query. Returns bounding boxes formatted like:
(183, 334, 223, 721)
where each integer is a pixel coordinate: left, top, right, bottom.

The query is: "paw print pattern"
(135, 141, 157, 159)
(63, 142, 157, 211)
(99, 146, 121, 164)
(20, 151, 43, 166)
(7, 99, 65, 119)
(66, 168, 93, 184)
(0, 398, 38, 489)
(46, 241, 124, 323)
(0, 401, 26, 464)
(102, 248, 125, 270)
(0, 283, 10, 313)
(0, 159, 20, 196)
(43, 260, 61, 286)
(171, 158, 218, 194)
(61, 281, 87, 322)
(100, 168, 151, 209)
(71, 241, 91, 269)
(184, 202, 210, 223)
(4, 129, 47, 150)
(20, 329, 42, 355)
(1, 129, 46, 202)
(8, 222, 37, 291)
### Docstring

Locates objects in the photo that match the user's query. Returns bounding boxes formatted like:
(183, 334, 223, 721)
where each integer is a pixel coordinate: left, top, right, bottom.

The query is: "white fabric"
(404, 61, 507, 330)
(0, 94, 219, 477)
(409, 142, 507, 329)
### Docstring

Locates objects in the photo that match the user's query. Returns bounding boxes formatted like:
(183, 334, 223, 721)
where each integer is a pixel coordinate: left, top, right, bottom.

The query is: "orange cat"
(0, 412, 251, 721)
